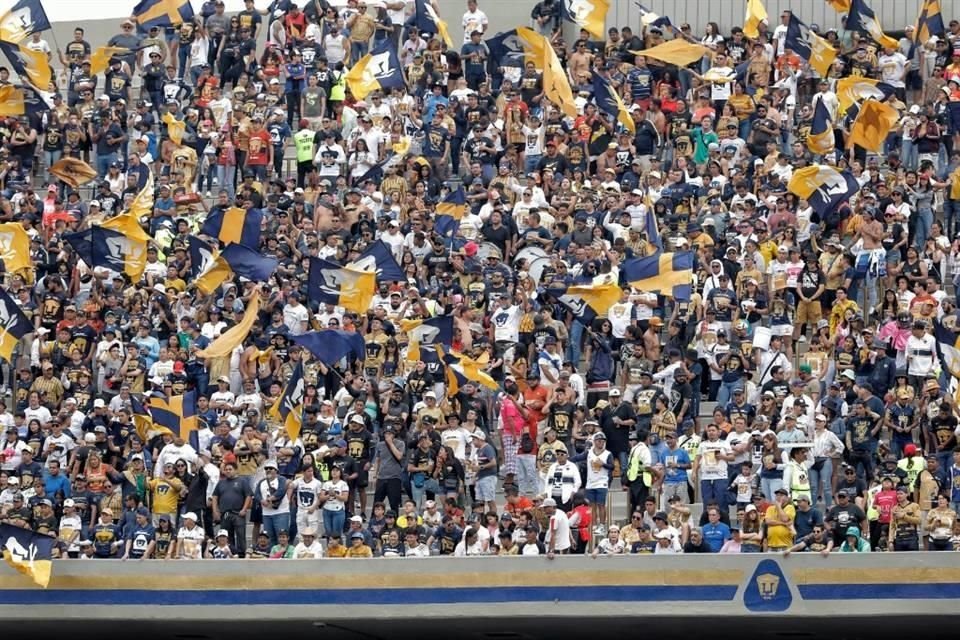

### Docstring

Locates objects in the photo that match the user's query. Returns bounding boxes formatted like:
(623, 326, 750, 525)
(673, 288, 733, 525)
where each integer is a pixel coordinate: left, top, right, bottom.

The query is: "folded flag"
(196, 291, 261, 359)
(413, 0, 452, 47)
(161, 111, 185, 146)
(440, 347, 499, 397)
(592, 71, 635, 133)
(269, 360, 305, 441)
(744, 0, 767, 39)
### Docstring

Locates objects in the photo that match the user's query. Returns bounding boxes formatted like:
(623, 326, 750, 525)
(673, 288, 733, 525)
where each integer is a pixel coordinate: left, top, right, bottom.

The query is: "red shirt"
(246, 129, 271, 166)
(875, 490, 897, 524)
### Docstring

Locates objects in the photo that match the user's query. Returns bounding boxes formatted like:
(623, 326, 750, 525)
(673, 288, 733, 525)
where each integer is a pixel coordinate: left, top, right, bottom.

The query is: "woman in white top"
(453, 527, 485, 556)
(591, 525, 626, 556)
(320, 465, 350, 539)
(173, 512, 206, 560)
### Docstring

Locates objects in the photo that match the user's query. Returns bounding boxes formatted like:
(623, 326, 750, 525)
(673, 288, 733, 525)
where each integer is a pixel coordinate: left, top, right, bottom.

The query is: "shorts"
(585, 487, 608, 505)
(476, 475, 497, 502)
(795, 299, 822, 324)
(355, 469, 369, 489)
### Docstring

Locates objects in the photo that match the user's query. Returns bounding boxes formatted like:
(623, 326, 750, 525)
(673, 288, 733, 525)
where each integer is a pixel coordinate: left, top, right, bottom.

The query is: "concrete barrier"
(1, 553, 958, 621)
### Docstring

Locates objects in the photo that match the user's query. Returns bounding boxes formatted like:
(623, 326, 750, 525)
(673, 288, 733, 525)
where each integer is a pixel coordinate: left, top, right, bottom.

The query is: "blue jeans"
(809, 458, 834, 508)
(760, 476, 783, 502)
(915, 207, 933, 250)
(700, 478, 728, 514)
(715, 380, 742, 409)
(566, 318, 585, 366)
(322, 508, 345, 538)
(96, 152, 117, 178)
(216, 165, 236, 200)
(944, 198, 959, 238)
(351, 41, 369, 64)
(901, 138, 917, 170)
(262, 512, 290, 547)
(177, 44, 190, 80)
(524, 154, 542, 174)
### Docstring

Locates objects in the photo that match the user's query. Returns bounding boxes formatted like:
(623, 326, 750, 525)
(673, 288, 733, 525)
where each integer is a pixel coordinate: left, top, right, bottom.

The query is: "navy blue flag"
(220, 243, 279, 282)
(485, 29, 525, 75)
(0, 0, 50, 39)
(18, 83, 52, 116)
(187, 234, 215, 280)
(351, 240, 405, 282)
(292, 330, 366, 365)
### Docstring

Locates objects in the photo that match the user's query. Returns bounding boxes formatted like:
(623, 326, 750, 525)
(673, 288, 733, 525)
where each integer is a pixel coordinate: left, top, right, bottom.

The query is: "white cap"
(424, 391, 437, 399)
(183, 512, 198, 522)
(350, 515, 364, 523)
(93, 398, 106, 408)
(216, 529, 229, 538)
(64, 397, 77, 405)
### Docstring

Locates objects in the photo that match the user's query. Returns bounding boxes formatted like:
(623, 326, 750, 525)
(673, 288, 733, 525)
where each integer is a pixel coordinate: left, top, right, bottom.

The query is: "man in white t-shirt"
(878, 46, 908, 92)
(542, 497, 572, 556)
(282, 292, 309, 336)
(461, 0, 489, 43)
(906, 320, 937, 384)
(698, 424, 734, 515)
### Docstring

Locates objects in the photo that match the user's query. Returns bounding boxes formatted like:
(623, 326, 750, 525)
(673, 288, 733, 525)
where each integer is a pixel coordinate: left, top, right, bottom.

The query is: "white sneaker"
(593, 525, 606, 536)
(797, 335, 807, 343)
(205, 191, 212, 198)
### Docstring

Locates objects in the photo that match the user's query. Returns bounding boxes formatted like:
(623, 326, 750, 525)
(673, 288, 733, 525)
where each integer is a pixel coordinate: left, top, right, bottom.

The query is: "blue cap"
(335, 439, 348, 448)
(136, 506, 150, 517)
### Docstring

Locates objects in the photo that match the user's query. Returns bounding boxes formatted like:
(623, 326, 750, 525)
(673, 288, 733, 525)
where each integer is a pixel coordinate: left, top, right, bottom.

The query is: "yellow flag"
(18, 44, 51, 89)
(564, 0, 610, 38)
(194, 254, 233, 295)
(744, 0, 767, 39)
(827, 0, 851, 11)
(344, 52, 381, 101)
(566, 281, 623, 318)
(197, 291, 261, 359)
(516, 27, 577, 119)
(0, 85, 23, 116)
(49, 157, 97, 189)
(0, 222, 31, 273)
(631, 39, 710, 68)
(90, 46, 129, 76)
(162, 112, 185, 146)
(127, 172, 155, 221)
(808, 31, 838, 77)
(848, 100, 899, 153)
(101, 211, 152, 244)
(701, 67, 737, 83)
(836, 76, 892, 112)
(336, 266, 376, 314)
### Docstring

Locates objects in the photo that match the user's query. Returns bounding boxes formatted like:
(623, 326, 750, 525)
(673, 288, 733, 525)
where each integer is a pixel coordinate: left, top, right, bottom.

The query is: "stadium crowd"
(1, 0, 960, 562)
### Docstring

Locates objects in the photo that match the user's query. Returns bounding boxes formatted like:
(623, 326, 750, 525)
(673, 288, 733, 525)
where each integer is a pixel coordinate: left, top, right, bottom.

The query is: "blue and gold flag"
(546, 278, 623, 324)
(846, 0, 899, 50)
(935, 319, 960, 380)
(915, 0, 945, 43)
(1, 523, 53, 588)
(848, 99, 899, 153)
(307, 257, 376, 314)
(744, 0, 767, 39)
(413, 0, 452, 47)
(787, 164, 859, 218)
(188, 234, 217, 280)
(592, 72, 635, 134)
(0, 286, 30, 363)
(836, 76, 896, 112)
(345, 39, 405, 101)
(440, 347, 499, 397)
(560, 0, 609, 39)
(133, 0, 194, 32)
(807, 98, 835, 156)
(401, 315, 455, 362)
(0, 39, 51, 89)
(269, 360, 305, 441)
(200, 206, 263, 248)
(64, 227, 147, 281)
(148, 391, 198, 440)
(436, 186, 467, 219)
(0, 0, 49, 44)
(635, 3, 671, 29)
(130, 394, 156, 442)
(194, 242, 278, 295)
(785, 14, 837, 77)
(622, 251, 694, 301)
(350, 239, 405, 282)
(292, 330, 366, 365)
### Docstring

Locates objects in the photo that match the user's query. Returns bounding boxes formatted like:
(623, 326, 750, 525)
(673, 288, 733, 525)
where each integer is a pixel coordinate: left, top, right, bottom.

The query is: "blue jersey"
(127, 524, 156, 558)
(662, 448, 691, 483)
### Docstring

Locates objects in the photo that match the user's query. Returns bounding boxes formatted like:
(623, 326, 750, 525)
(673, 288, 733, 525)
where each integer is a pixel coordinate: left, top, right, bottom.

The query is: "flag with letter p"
(49, 157, 97, 189)
(787, 164, 858, 218)
(560, 0, 609, 38)
(345, 39, 405, 101)
(64, 227, 147, 281)
(0, 0, 50, 44)
(307, 257, 376, 314)
(1, 523, 53, 588)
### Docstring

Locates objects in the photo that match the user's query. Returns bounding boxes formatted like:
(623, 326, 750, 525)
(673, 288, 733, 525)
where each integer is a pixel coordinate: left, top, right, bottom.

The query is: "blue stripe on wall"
(799, 584, 960, 600)
(0, 585, 738, 606)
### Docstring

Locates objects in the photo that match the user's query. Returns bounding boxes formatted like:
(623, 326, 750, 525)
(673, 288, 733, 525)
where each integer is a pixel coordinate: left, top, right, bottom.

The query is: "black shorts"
(250, 502, 263, 524)
(354, 470, 369, 489)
